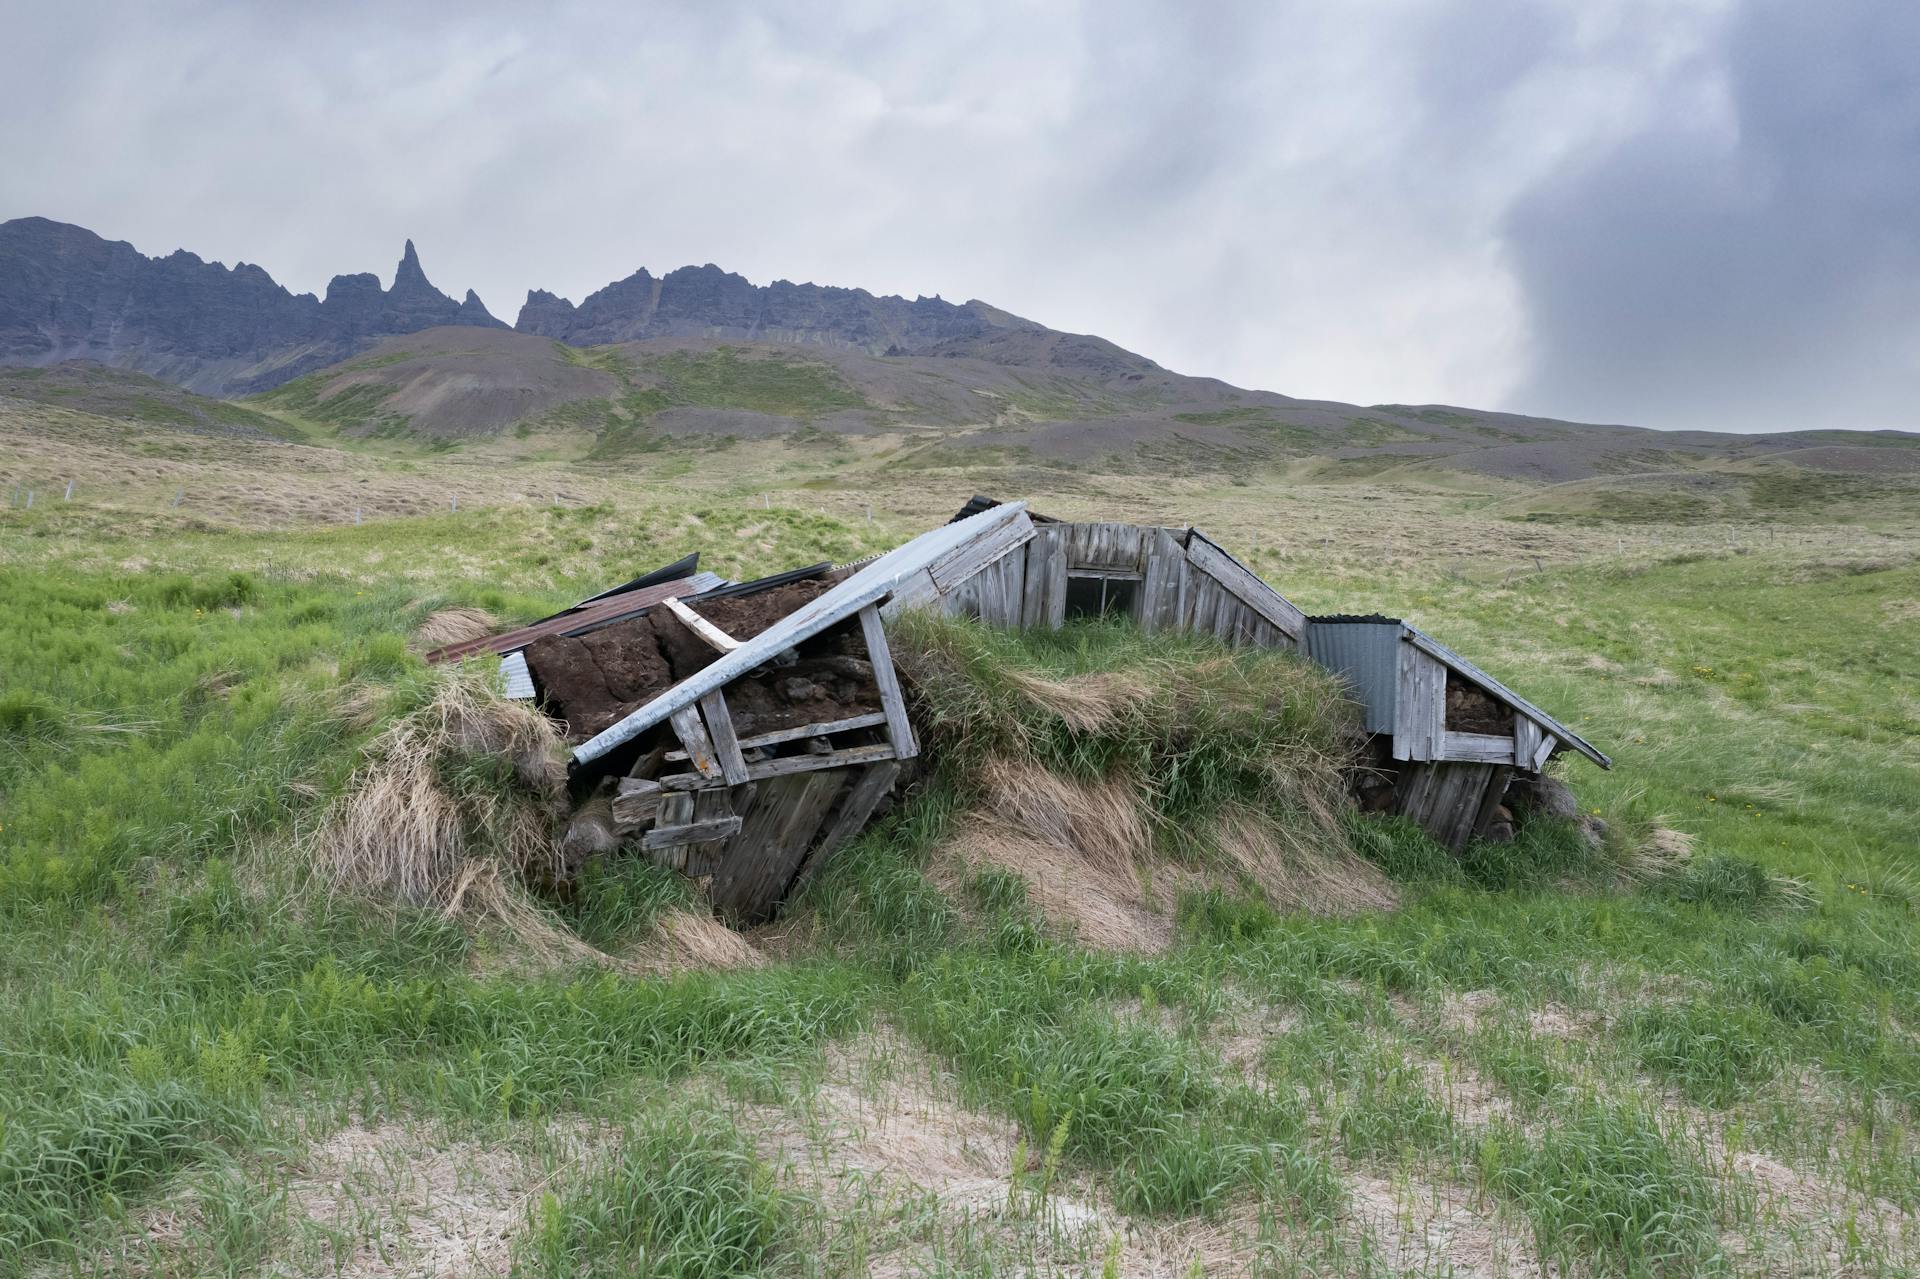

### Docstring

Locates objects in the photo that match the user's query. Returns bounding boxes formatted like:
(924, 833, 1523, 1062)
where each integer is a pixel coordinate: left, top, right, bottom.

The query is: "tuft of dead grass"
(412, 606, 500, 653)
(309, 664, 760, 974)
(1211, 803, 1399, 917)
(311, 665, 566, 911)
(939, 760, 1170, 952)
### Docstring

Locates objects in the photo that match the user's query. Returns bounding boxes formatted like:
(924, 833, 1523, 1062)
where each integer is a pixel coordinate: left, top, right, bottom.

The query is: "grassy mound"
(880, 613, 1395, 950)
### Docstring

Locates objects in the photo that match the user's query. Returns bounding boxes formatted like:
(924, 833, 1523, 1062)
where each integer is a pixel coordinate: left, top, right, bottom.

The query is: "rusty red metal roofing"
(425, 575, 711, 664)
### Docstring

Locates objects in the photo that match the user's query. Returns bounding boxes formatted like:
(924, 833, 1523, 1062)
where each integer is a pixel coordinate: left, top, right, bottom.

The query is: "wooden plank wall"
(1136, 527, 1189, 632)
(1065, 522, 1147, 573)
(1391, 645, 1447, 761)
(1183, 532, 1306, 642)
(1395, 760, 1506, 851)
(1021, 523, 1068, 629)
(706, 770, 846, 919)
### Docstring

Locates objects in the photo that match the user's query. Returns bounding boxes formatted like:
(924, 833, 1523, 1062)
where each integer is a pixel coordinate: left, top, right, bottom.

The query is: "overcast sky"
(5, 0, 1917, 432)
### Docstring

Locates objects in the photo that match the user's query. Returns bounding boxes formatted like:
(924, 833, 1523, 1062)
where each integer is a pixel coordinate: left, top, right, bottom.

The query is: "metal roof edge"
(1401, 627, 1611, 768)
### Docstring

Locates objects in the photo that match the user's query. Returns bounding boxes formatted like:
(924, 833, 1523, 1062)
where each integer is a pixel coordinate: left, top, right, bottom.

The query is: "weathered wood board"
(860, 604, 918, 761)
(1441, 731, 1517, 765)
(671, 704, 721, 780)
(707, 768, 847, 919)
(793, 760, 901, 890)
(928, 508, 1036, 593)
(1021, 523, 1068, 629)
(1183, 531, 1306, 641)
(1065, 522, 1147, 573)
(659, 742, 899, 791)
(1136, 527, 1189, 632)
(699, 690, 751, 785)
(1392, 644, 1447, 762)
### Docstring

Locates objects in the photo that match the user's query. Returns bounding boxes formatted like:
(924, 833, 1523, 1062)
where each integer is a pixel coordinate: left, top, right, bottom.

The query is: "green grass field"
(1, 402, 1917, 1277)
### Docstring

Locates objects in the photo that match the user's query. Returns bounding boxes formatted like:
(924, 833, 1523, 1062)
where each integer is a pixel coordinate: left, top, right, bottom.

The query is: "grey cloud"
(1504, 0, 1920, 430)
(0, 0, 1914, 431)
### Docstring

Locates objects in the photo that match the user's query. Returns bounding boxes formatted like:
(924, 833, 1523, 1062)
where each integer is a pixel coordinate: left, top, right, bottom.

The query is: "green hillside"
(1, 385, 1917, 1275)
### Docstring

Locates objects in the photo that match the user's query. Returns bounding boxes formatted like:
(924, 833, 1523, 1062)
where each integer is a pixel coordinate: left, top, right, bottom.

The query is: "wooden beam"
(1441, 731, 1517, 764)
(640, 816, 744, 849)
(661, 596, 741, 653)
(859, 604, 918, 760)
(660, 742, 898, 790)
(698, 689, 751, 785)
(663, 712, 887, 761)
(670, 703, 721, 780)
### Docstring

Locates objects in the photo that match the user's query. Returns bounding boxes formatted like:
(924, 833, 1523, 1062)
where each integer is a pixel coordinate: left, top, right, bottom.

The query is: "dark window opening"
(1064, 574, 1140, 620)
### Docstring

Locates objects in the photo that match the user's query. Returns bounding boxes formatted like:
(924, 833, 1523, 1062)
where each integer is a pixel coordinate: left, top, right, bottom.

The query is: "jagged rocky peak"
(0, 217, 504, 394)
(511, 259, 1032, 356)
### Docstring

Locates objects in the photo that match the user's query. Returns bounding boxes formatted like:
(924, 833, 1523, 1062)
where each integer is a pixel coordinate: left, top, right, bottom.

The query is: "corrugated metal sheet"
(425, 571, 723, 663)
(1304, 620, 1403, 734)
(499, 652, 535, 699)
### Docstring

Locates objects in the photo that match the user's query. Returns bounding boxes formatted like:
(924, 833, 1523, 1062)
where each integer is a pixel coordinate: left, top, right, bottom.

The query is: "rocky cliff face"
(0, 219, 504, 395)
(514, 262, 1024, 355)
(0, 217, 1158, 396)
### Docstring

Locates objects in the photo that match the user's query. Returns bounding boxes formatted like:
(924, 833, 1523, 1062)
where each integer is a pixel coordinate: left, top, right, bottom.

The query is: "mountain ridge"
(0, 217, 1160, 397)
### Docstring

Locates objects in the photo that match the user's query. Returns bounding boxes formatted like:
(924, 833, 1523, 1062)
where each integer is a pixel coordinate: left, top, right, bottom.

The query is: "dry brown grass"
(939, 759, 1171, 953)
(413, 606, 500, 653)
(1003, 668, 1154, 736)
(309, 664, 760, 974)
(1210, 802, 1399, 916)
(311, 666, 567, 910)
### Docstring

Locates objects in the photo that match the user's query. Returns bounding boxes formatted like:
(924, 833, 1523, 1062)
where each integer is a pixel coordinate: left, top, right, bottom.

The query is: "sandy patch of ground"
(1344, 1170, 1547, 1278)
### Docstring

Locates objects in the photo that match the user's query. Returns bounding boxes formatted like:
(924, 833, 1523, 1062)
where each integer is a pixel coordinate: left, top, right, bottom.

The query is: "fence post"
(64, 480, 73, 501)
(25, 490, 33, 509)
(172, 486, 184, 507)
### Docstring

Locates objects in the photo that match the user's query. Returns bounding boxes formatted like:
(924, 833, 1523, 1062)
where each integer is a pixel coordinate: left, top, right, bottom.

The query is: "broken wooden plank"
(662, 596, 742, 653)
(698, 689, 751, 786)
(1183, 530, 1306, 639)
(670, 703, 721, 780)
(1471, 765, 1514, 841)
(640, 815, 744, 849)
(660, 742, 899, 790)
(859, 603, 918, 760)
(665, 712, 887, 760)
(801, 760, 901, 881)
(611, 777, 664, 830)
(928, 508, 1036, 593)
(646, 791, 696, 870)
(708, 769, 847, 919)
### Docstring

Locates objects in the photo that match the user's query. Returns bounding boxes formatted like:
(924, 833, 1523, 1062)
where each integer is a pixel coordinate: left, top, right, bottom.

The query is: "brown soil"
(1445, 670, 1514, 735)
(691, 577, 831, 641)
(524, 614, 676, 740)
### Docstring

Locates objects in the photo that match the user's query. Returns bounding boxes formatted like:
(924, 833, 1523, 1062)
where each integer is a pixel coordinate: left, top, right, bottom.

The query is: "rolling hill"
(4, 217, 1918, 511)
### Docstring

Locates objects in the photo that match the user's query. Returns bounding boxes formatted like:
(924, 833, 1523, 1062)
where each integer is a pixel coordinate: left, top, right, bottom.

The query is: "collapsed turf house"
(429, 498, 1608, 921)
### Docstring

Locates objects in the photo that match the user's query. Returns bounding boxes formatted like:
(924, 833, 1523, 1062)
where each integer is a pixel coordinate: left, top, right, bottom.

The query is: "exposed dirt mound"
(1445, 670, 1514, 735)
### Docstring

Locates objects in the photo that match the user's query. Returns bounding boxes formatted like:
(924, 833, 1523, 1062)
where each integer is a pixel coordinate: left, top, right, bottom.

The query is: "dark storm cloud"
(0, 1, 1912, 430)
(1504, 0, 1920, 430)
